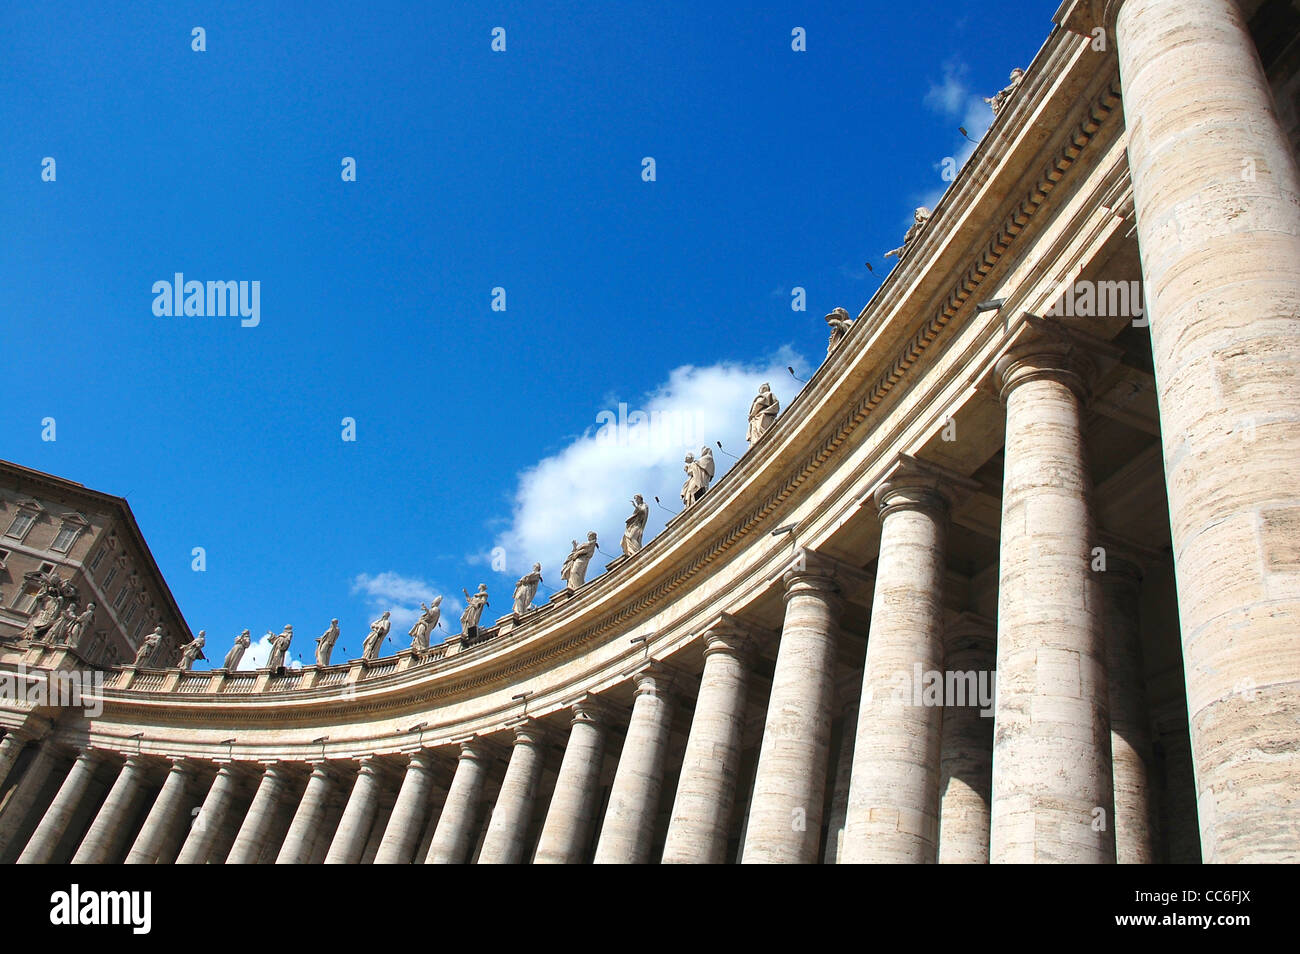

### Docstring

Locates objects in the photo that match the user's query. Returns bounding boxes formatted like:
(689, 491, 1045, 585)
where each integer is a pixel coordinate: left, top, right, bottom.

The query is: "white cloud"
(241, 632, 303, 671)
(919, 60, 995, 214)
(351, 572, 463, 640)
(491, 347, 811, 588)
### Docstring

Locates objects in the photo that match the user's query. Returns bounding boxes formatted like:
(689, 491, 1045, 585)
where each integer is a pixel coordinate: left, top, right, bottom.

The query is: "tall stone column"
(226, 761, 294, 865)
(534, 697, 611, 864)
(1100, 555, 1156, 864)
(742, 555, 843, 864)
(425, 738, 495, 864)
(374, 750, 440, 864)
(844, 460, 968, 863)
(662, 623, 751, 864)
(17, 749, 105, 864)
(990, 338, 1114, 863)
(176, 763, 241, 864)
(1110, 0, 1300, 864)
(125, 758, 196, 864)
(479, 721, 551, 864)
(593, 664, 676, 864)
(0, 741, 60, 857)
(937, 613, 996, 864)
(276, 762, 337, 864)
(72, 754, 149, 864)
(822, 696, 859, 865)
(0, 730, 34, 790)
(324, 757, 386, 864)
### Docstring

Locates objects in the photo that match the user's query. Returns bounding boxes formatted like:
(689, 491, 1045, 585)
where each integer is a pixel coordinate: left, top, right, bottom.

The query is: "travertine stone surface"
(325, 757, 385, 864)
(227, 761, 293, 865)
(593, 665, 675, 864)
(1115, 0, 1300, 864)
(18, 749, 103, 864)
(662, 625, 751, 864)
(177, 764, 241, 864)
(742, 565, 842, 864)
(534, 697, 609, 864)
(276, 762, 336, 864)
(1100, 557, 1156, 864)
(843, 469, 952, 863)
(72, 754, 148, 864)
(0, 732, 31, 790)
(822, 698, 858, 865)
(374, 750, 439, 864)
(479, 721, 549, 864)
(426, 738, 493, 864)
(937, 614, 995, 865)
(125, 758, 196, 865)
(990, 342, 1114, 863)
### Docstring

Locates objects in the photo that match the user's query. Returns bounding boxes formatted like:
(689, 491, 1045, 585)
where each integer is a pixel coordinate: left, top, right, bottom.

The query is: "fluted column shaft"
(1114, 0, 1300, 863)
(374, 751, 439, 864)
(276, 763, 336, 864)
(1102, 558, 1156, 864)
(324, 758, 385, 864)
(72, 755, 149, 864)
(843, 479, 950, 863)
(593, 666, 675, 864)
(226, 762, 293, 864)
(534, 699, 609, 864)
(479, 722, 549, 864)
(990, 345, 1113, 863)
(176, 764, 241, 864)
(18, 749, 104, 864)
(937, 617, 995, 864)
(125, 759, 195, 864)
(425, 740, 493, 864)
(742, 568, 842, 864)
(662, 629, 751, 864)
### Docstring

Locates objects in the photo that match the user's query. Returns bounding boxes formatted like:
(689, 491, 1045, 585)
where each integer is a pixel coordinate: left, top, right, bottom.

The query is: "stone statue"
(178, 631, 206, 671)
(824, 307, 856, 355)
(133, 626, 163, 667)
(985, 67, 1025, 115)
(884, 208, 933, 261)
(21, 571, 78, 640)
(316, 619, 340, 667)
(223, 629, 251, 670)
(46, 601, 77, 644)
(363, 611, 391, 661)
(622, 495, 649, 556)
(681, 447, 716, 509)
(747, 383, 780, 443)
(513, 565, 543, 616)
(267, 625, 293, 670)
(461, 584, 489, 633)
(561, 533, 599, 589)
(409, 598, 441, 653)
(65, 602, 96, 649)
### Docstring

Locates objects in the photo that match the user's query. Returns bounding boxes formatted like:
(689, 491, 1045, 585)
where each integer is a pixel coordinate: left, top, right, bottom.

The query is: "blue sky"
(1, 1, 1050, 668)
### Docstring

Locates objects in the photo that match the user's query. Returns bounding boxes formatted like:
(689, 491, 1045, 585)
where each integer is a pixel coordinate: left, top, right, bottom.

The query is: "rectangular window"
(4, 511, 36, 541)
(133, 619, 145, 640)
(50, 524, 80, 553)
(0, 548, 9, 567)
(114, 586, 129, 609)
(10, 588, 37, 613)
(89, 547, 106, 572)
(123, 601, 138, 625)
(103, 566, 117, 588)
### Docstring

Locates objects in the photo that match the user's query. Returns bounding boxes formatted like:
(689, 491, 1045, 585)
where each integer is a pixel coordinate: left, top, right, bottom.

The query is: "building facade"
(1, 0, 1298, 864)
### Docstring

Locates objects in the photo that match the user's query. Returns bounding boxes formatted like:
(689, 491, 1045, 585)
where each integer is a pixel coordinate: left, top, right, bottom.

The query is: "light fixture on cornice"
(512, 690, 533, 716)
(959, 126, 979, 143)
(787, 366, 805, 384)
(770, 523, 797, 537)
(653, 496, 678, 517)
(976, 299, 1006, 313)
(715, 440, 739, 462)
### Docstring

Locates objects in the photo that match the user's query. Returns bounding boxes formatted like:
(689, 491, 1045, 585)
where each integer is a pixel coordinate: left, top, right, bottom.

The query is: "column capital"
(991, 315, 1122, 404)
(452, 734, 507, 763)
(1053, 0, 1128, 38)
(565, 692, 618, 727)
(628, 660, 681, 699)
(772, 547, 870, 606)
(505, 717, 556, 748)
(699, 613, 758, 659)
(865, 453, 982, 519)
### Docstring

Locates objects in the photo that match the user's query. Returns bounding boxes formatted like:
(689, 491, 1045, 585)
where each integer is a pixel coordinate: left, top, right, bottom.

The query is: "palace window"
(133, 618, 146, 640)
(0, 548, 9, 569)
(114, 586, 129, 609)
(89, 547, 106, 572)
(50, 523, 82, 553)
(123, 601, 138, 625)
(9, 585, 38, 614)
(4, 510, 37, 541)
(103, 566, 117, 588)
